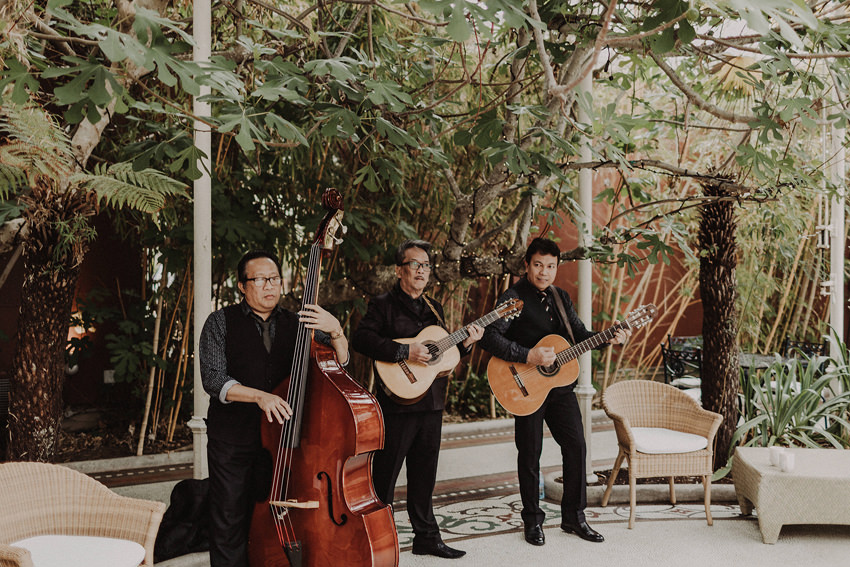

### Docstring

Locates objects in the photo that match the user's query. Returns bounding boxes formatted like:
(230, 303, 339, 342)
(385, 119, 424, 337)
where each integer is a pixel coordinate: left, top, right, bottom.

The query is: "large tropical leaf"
(72, 162, 187, 214)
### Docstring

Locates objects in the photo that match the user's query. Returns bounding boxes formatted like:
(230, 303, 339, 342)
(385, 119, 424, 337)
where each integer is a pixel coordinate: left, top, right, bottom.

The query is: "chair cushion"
(632, 427, 708, 454)
(10, 535, 145, 567)
(670, 377, 701, 389)
(681, 387, 701, 404)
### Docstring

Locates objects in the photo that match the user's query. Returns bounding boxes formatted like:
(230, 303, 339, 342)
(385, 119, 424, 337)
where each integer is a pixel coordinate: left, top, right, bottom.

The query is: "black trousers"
(207, 438, 264, 567)
(514, 385, 587, 527)
(372, 410, 443, 545)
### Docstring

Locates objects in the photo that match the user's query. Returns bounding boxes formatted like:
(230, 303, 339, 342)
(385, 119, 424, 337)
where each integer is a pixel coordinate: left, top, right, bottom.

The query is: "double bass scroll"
(248, 189, 399, 567)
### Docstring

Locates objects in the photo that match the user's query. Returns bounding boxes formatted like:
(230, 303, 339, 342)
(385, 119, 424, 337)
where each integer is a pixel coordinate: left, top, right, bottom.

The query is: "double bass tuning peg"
(331, 225, 348, 246)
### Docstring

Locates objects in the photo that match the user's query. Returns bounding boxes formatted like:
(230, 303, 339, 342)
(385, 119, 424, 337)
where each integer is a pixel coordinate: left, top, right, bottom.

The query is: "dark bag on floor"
(154, 478, 210, 562)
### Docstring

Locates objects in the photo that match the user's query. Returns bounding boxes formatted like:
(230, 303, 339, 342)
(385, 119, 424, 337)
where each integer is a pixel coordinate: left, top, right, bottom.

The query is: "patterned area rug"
(394, 494, 742, 549)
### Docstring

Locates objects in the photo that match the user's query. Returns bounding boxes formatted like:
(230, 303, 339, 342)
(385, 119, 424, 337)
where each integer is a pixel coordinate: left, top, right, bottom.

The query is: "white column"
(189, 0, 212, 480)
(576, 71, 596, 484)
(830, 125, 846, 359)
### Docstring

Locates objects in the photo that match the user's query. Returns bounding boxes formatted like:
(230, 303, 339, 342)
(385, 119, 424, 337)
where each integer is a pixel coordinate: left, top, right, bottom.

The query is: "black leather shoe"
(411, 540, 466, 559)
(561, 521, 604, 543)
(524, 523, 545, 546)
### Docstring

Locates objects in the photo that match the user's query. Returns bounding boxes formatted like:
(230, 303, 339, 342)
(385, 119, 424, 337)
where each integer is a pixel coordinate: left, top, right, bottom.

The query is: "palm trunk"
(8, 238, 83, 461)
(698, 184, 740, 469)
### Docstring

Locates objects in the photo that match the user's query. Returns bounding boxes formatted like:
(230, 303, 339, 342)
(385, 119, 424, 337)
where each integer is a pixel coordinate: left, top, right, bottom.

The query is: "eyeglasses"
(245, 276, 282, 288)
(401, 261, 432, 271)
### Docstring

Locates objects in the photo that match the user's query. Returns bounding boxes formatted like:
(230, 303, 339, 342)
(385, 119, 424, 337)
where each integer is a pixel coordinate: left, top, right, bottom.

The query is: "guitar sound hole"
(425, 342, 440, 363)
(538, 363, 559, 377)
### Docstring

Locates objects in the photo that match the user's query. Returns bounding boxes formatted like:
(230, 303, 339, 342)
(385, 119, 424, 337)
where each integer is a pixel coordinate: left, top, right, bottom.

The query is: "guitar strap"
(549, 285, 576, 345)
(421, 295, 448, 330)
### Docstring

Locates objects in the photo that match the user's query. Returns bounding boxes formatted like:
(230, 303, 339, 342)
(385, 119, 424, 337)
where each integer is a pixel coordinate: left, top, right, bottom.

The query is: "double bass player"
(199, 249, 350, 567)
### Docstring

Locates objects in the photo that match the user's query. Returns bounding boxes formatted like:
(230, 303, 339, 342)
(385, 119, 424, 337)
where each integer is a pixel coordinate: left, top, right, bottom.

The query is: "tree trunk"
(7, 229, 84, 462)
(698, 182, 740, 469)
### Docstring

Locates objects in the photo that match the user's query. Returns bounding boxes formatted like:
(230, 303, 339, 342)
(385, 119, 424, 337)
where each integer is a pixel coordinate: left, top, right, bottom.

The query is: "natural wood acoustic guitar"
(375, 299, 523, 403)
(487, 304, 657, 416)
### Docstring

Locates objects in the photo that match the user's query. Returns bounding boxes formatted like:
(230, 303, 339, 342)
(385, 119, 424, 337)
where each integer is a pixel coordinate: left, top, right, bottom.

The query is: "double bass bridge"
(269, 499, 319, 519)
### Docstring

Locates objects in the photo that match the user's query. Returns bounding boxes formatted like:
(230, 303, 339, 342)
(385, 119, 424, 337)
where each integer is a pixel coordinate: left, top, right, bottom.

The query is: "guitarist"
(351, 239, 483, 560)
(479, 237, 630, 548)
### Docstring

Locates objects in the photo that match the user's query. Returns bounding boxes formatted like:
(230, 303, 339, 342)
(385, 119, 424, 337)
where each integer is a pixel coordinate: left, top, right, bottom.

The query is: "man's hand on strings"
(527, 346, 556, 366)
(461, 324, 485, 348)
(299, 304, 344, 336)
(609, 325, 632, 345)
(408, 342, 433, 364)
(256, 391, 293, 424)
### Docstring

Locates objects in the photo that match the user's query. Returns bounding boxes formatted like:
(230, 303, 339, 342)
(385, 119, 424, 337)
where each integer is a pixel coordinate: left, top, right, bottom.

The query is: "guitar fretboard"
(555, 321, 628, 364)
(431, 308, 505, 355)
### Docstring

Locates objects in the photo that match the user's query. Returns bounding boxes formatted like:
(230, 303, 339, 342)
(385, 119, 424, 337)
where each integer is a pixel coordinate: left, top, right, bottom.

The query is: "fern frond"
(1, 141, 71, 182)
(0, 150, 29, 198)
(0, 103, 75, 171)
(73, 162, 188, 214)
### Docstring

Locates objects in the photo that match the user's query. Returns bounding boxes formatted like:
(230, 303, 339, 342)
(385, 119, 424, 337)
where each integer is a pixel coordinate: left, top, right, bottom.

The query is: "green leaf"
(98, 30, 130, 62)
(453, 129, 473, 146)
(169, 144, 207, 181)
(447, 7, 471, 42)
(677, 20, 696, 45)
(363, 79, 414, 112)
(303, 57, 359, 82)
(354, 164, 380, 193)
(234, 116, 256, 152)
(319, 106, 361, 138)
(263, 114, 308, 146)
(0, 59, 40, 104)
(52, 62, 99, 106)
(375, 117, 419, 147)
(649, 27, 677, 53)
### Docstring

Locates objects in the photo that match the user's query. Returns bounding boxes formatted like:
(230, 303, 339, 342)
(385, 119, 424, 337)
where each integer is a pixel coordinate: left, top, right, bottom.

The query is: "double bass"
(249, 189, 399, 567)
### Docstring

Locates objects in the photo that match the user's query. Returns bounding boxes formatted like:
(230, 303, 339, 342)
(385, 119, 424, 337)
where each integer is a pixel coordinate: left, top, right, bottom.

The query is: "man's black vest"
(505, 278, 564, 349)
(206, 305, 296, 446)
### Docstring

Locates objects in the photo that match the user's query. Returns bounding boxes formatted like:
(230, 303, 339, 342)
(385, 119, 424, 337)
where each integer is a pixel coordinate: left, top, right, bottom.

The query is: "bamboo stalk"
(777, 259, 805, 349)
(136, 280, 166, 456)
(799, 251, 822, 339)
(166, 346, 186, 441)
(0, 243, 22, 292)
(167, 321, 192, 441)
(600, 262, 625, 392)
(167, 275, 194, 442)
(785, 259, 812, 341)
(763, 208, 816, 353)
(753, 257, 777, 352)
(161, 265, 190, 423)
(150, 364, 165, 442)
(149, 264, 190, 440)
(612, 258, 657, 386)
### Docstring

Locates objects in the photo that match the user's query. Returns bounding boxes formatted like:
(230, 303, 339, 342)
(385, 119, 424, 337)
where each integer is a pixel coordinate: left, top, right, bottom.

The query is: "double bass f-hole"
(317, 471, 348, 526)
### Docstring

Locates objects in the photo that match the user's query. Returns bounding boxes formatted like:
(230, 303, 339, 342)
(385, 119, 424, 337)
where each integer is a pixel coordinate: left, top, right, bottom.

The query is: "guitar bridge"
(397, 360, 417, 384)
(509, 365, 529, 397)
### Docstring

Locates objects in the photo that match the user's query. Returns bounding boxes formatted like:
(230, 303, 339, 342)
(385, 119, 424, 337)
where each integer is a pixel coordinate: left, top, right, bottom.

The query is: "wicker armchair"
(0, 461, 166, 567)
(600, 380, 722, 529)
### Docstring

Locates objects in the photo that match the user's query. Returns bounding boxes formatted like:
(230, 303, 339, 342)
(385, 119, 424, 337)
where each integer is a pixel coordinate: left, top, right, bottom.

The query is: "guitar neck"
(432, 309, 502, 355)
(556, 321, 627, 364)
